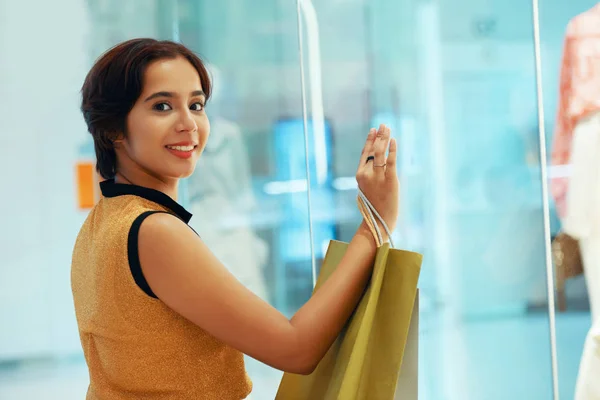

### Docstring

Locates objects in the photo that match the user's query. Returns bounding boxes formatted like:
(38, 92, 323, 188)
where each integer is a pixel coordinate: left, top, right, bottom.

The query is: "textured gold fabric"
(71, 193, 252, 399)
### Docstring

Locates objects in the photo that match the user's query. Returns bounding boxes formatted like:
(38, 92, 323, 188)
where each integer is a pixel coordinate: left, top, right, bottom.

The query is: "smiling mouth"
(165, 145, 197, 152)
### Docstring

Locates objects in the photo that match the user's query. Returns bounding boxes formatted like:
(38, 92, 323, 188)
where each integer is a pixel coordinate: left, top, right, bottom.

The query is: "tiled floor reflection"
(0, 313, 590, 400)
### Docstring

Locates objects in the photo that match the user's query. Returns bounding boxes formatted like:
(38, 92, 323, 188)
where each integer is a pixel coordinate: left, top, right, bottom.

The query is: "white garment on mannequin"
(567, 112, 600, 400)
(192, 117, 257, 211)
(576, 238, 600, 400)
(564, 113, 600, 240)
(188, 117, 269, 301)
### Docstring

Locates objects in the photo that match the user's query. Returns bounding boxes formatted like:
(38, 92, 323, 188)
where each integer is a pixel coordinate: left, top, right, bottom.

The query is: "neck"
(115, 169, 179, 200)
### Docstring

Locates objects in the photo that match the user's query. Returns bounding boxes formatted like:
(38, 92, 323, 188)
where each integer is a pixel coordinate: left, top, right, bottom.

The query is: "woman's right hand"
(355, 124, 399, 234)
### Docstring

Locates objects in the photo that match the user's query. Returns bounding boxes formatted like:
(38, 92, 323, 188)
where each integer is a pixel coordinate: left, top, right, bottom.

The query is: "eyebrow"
(144, 90, 205, 102)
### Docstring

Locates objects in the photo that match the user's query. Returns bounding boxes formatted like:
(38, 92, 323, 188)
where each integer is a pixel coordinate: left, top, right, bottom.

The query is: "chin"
(171, 165, 197, 179)
(158, 157, 199, 180)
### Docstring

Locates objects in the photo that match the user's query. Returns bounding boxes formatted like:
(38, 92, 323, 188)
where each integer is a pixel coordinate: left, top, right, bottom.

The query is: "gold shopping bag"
(276, 194, 422, 400)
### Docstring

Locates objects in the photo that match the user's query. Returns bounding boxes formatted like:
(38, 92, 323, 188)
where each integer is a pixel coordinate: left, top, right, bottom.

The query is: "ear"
(111, 131, 126, 147)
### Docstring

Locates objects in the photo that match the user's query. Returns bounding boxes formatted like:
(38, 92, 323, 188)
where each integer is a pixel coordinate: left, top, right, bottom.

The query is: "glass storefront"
(0, 0, 597, 398)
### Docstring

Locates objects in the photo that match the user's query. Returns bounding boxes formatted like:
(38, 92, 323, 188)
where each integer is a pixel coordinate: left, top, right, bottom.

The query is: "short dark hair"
(80, 38, 212, 179)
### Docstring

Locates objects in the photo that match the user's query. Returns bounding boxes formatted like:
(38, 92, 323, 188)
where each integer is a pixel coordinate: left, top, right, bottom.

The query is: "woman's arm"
(139, 216, 378, 374)
(139, 124, 398, 375)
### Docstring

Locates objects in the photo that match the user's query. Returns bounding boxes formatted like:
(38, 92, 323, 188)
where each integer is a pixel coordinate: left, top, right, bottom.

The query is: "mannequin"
(551, 4, 600, 399)
(187, 66, 269, 301)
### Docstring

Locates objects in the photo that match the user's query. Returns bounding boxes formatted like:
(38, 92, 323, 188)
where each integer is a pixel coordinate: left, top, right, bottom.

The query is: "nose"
(176, 109, 198, 133)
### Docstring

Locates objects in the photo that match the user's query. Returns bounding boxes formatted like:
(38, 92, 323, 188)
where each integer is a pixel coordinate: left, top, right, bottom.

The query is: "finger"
(373, 125, 391, 169)
(386, 137, 398, 177)
(359, 128, 377, 166)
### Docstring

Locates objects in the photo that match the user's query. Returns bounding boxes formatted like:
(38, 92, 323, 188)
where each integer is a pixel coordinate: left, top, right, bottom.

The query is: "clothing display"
(576, 237, 600, 400)
(188, 117, 269, 301)
(566, 113, 600, 400)
(552, 5, 600, 397)
(563, 113, 600, 239)
(551, 3, 600, 219)
(71, 180, 252, 399)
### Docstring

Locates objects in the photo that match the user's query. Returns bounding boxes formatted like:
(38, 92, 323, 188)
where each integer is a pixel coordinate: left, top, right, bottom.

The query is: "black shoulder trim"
(127, 211, 173, 298)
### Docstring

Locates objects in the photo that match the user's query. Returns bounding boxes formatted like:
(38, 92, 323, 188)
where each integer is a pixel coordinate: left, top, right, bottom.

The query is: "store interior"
(0, 0, 598, 398)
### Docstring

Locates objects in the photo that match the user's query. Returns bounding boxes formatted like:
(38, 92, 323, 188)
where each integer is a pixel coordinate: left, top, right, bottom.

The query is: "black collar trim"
(100, 179, 192, 224)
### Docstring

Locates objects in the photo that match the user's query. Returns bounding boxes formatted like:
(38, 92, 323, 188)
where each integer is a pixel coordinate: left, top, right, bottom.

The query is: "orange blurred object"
(76, 162, 99, 209)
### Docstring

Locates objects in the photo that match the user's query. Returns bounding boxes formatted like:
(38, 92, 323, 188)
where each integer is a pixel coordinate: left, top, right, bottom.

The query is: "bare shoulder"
(136, 211, 219, 298)
(138, 211, 191, 241)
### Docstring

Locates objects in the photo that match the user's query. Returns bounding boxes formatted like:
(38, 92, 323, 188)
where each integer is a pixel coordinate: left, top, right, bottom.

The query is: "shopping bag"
(395, 291, 419, 399)
(275, 193, 422, 400)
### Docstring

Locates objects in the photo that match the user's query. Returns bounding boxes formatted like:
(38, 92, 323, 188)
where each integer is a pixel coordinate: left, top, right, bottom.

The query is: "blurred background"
(0, 0, 598, 398)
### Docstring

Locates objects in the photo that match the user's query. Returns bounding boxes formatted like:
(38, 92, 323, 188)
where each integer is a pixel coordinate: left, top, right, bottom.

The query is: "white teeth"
(167, 145, 194, 151)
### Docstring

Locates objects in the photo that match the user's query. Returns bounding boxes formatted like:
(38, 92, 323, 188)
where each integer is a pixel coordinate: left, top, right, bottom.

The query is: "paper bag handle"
(357, 189, 395, 248)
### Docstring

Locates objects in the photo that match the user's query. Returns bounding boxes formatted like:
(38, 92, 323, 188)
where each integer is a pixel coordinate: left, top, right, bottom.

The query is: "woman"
(71, 38, 399, 400)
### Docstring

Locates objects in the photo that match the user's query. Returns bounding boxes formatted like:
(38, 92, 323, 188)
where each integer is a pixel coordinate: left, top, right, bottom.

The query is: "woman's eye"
(190, 102, 205, 111)
(153, 103, 172, 111)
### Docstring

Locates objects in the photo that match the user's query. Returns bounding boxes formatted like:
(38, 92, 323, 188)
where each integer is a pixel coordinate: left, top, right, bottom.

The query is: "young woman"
(71, 38, 398, 400)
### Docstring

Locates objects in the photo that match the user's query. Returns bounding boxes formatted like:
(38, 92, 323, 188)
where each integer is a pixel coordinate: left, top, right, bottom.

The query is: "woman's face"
(117, 56, 210, 181)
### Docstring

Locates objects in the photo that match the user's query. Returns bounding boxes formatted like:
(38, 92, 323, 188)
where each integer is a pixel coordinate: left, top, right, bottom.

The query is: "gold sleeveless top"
(71, 180, 253, 399)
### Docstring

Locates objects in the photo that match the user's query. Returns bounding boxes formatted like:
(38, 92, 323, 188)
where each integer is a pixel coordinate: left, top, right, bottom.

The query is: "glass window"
(304, 0, 555, 398)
